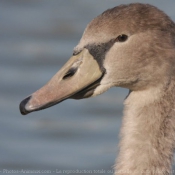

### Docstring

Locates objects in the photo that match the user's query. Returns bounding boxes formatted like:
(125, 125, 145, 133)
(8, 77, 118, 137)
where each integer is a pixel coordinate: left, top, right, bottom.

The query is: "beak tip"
(19, 96, 31, 115)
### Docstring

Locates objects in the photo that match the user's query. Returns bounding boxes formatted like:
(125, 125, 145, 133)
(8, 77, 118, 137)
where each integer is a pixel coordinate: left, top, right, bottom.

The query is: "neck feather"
(115, 82, 175, 175)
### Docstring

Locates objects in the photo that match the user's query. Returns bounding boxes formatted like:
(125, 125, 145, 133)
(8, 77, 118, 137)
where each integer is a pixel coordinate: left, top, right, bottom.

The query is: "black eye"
(116, 34, 128, 42)
(63, 67, 77, 80)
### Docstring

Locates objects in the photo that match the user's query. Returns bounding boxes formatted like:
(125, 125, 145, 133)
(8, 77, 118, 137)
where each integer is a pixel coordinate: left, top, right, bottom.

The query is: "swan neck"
(115, 83, 175, 175)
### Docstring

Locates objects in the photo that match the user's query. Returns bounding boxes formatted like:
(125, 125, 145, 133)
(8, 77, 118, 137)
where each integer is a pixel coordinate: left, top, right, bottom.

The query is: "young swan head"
(20, 3, 175, 115)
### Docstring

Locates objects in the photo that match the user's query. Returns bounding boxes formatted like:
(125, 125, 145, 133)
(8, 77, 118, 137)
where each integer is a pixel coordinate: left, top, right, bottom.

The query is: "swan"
(20, 3, 175, 175)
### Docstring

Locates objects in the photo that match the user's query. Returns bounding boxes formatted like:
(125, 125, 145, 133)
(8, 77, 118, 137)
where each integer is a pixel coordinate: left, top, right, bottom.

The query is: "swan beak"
(20, 48, 104, 115)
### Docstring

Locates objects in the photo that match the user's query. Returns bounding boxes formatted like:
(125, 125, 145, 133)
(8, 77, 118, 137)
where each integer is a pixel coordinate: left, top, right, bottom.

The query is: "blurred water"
(1, 1, 175, 175)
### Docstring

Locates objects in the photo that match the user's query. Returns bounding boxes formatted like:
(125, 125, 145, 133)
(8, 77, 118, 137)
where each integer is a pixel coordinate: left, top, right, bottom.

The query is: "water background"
(1, 1, 175, 174)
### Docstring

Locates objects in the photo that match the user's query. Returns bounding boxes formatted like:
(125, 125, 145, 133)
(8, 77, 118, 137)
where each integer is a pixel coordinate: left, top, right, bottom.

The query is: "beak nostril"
(63, 67, 78, 80)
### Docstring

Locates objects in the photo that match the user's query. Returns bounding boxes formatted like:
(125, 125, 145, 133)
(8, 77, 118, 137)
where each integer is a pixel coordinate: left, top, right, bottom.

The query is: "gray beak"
(20, 49, 104, 115)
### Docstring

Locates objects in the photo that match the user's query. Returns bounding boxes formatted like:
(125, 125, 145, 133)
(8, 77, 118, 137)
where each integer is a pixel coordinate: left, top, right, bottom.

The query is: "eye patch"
(85, 39, 115, 72)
